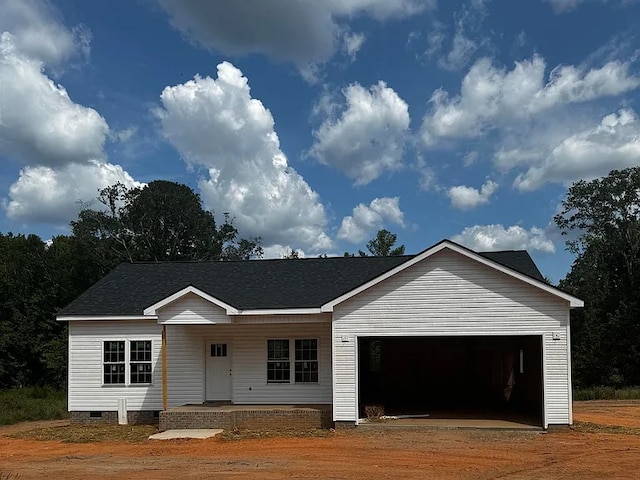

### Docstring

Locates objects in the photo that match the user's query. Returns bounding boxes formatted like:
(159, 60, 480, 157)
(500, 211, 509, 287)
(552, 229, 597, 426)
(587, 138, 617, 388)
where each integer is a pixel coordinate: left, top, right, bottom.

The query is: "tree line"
(1, 168, 639, 389)
(0, 180, 404, 389)
(555, 167, 640, 387)
(0, 181, 263, 389)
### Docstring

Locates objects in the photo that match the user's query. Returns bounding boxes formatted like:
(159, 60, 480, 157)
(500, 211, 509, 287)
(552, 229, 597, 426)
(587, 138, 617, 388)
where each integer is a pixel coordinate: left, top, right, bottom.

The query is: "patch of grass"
(572, 421, 640, 436)
(222, 427, 333, 441)
(10, 424, 157, 443)
(0, 387, 67, 425)
(573, 386, 640, 401)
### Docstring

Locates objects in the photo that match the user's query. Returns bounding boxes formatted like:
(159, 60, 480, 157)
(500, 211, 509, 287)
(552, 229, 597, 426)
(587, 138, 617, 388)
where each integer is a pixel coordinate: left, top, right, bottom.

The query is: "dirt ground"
(1, 401, 640, 480)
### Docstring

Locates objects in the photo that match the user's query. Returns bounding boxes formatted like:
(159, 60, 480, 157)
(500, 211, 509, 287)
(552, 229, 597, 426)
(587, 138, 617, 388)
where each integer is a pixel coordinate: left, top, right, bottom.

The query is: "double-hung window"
(267, 338, 318, 384)
(130, 341, 152, 384)
(295, 339, 318, 383)
(267, 339, 290, 383)
(103, 341, 126, 384)
(103, 340, 152, 385)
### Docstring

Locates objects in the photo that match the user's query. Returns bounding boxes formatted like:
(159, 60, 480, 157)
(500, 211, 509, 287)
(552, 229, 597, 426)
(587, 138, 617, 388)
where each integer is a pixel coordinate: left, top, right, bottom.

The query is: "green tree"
(0, 181, 265, 389)
(71, 180, 262, 263)
(0, 233, 69, 388)
(364, 229, 406, 256)
(343, 229, 406, 257)
(555, 167, 640, 387)
(282, 248, 300, 259)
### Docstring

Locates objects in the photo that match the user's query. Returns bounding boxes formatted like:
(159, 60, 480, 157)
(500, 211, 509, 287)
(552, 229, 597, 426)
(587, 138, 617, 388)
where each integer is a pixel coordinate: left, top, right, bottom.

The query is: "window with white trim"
(130, 340, 152, 384)
(266, 338, 318, 384)
(103, 340, 152, 385)
(267, 339, 290, 383)
(295, 339, 318, 383)
(103, 341, 125, 384)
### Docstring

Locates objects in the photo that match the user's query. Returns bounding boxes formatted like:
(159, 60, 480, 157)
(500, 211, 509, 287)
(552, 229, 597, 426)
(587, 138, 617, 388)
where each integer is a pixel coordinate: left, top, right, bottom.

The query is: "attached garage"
(327, 242, 583, 429)
(358, 335, 543, 425)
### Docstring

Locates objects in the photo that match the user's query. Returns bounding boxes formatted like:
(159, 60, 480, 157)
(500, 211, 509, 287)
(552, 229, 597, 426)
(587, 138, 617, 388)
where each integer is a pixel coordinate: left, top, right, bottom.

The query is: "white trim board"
(57, 315, 158, 322)
(236, 308, 323, 316)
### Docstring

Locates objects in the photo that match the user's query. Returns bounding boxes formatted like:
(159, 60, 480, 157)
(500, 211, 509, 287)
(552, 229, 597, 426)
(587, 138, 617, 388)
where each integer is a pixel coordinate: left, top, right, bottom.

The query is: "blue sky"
(1, 0, 639, 281)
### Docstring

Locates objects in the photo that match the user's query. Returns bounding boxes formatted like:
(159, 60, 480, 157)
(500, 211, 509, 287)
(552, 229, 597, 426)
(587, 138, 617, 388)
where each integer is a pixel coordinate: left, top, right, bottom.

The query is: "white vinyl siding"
(164, 322, 332, 407)
(68, 321, 162, 411)
(159, 292, 230, 324)
(332, 249, 572, 427)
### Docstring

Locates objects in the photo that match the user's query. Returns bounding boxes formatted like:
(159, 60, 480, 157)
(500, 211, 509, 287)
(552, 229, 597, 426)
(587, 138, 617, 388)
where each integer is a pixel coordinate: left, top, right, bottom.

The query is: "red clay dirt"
(573, 400, 640, 428)
(1, 401, 640, 479)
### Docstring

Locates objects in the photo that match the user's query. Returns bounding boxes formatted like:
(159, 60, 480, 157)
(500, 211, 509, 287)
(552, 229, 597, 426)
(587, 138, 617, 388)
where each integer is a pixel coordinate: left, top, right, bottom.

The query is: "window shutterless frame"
(103, 340, 125, 385)
(265, 338, 320, 385)
(130, 340, 153, 384)
(266, 339, 291, 383)
(102, 339, 153, 386)
(294, 338, 319, 383)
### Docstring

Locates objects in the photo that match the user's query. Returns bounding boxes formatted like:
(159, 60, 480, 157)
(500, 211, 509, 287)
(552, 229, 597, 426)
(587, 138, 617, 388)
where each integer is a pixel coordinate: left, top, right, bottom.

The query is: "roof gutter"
(56, 315, 158, 322)
(234, 308, 324, 316)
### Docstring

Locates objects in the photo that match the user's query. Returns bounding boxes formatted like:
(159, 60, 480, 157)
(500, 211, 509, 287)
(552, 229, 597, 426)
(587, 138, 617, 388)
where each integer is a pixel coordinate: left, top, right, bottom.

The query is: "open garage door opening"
(358, 336, 543, 427)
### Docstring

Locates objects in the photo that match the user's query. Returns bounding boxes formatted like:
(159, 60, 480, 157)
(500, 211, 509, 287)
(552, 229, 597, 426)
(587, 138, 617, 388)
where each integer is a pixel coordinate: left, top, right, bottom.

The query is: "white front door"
(205, 341, 232, 401)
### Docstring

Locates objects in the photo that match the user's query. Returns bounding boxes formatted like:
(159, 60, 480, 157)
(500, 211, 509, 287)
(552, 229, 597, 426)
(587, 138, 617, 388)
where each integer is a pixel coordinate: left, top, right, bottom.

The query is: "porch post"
(162, 325, 168, 410)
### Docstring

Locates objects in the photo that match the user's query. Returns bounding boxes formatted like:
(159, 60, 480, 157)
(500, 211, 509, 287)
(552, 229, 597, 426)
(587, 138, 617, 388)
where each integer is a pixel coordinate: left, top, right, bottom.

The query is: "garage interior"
(358, 335, 543, 426)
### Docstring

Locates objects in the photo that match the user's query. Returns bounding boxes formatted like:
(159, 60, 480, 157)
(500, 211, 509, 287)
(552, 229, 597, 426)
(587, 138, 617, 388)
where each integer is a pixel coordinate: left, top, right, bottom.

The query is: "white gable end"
(336, 249, 568, 323)
(322, 241, 582, 312)
(144, 285, 238, 316)
(158, 292, 231, 324)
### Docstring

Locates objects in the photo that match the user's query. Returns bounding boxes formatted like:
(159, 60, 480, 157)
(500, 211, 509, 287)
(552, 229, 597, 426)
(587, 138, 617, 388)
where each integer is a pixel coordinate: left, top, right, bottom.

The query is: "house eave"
(57, 314, 158, 322)
(569, 299, 585, 308)
(235, 308, 324, 316)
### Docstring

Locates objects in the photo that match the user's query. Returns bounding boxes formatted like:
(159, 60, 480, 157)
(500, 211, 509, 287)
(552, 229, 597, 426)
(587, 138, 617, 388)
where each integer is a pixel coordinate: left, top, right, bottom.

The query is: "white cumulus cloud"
(448, 179, 498, 210)
(4, 160, 142, 223)
(0, 0, 140, 226)
(309, 81, 410, 185)
(494, 148, 542, 171)
(452, 224, 555, 253)
(421, 55, 640, 145)
(156, 0, 433, 72)
(338, 197, 404, 244)
(514, 108, 640, 190)
(0, 0, 83, 65)
(0, 33, 108, 167)
(156, 61, 332, 253)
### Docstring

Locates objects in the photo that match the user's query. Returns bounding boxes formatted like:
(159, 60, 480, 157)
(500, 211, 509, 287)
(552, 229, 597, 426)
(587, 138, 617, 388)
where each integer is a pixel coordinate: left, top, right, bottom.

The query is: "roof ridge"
(122, 254, 417, 265)
(479, 250, 527, 254)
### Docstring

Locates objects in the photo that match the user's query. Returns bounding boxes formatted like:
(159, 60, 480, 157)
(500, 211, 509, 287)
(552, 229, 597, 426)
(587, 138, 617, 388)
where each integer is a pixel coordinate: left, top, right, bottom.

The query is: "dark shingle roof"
(58, 245, 545, 316)
(59, 255, 410, 315)
(478, 250, 544, 282)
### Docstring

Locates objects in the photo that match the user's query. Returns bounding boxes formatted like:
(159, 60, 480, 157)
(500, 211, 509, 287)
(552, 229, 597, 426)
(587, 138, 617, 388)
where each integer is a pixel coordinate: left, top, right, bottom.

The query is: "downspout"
(162, 325, 168, 411)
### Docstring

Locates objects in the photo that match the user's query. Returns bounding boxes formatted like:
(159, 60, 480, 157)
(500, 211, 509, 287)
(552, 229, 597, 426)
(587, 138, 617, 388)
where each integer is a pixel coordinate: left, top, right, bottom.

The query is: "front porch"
(159, 404, 333, 431)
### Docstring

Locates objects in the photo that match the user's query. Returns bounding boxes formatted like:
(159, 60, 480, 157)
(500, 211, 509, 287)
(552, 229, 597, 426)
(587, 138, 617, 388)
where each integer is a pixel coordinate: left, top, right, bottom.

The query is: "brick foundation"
(334, 421, 358, 429)
(159, 406, 333, 431)
(70, 410, 159, 425)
